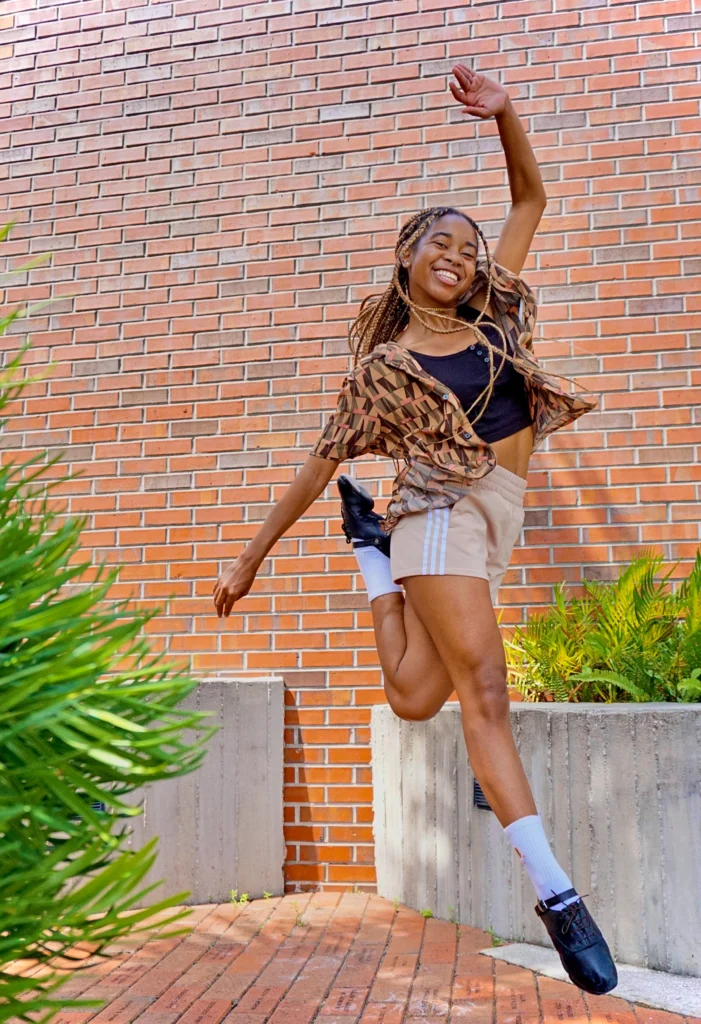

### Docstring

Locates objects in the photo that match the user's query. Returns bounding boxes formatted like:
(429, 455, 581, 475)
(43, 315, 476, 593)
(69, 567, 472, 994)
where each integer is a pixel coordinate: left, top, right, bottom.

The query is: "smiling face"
(400, 213, 479, 309)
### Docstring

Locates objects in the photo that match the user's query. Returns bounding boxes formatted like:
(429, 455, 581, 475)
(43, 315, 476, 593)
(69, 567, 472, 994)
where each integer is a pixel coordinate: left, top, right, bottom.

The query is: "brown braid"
(347, 205, 583, 428)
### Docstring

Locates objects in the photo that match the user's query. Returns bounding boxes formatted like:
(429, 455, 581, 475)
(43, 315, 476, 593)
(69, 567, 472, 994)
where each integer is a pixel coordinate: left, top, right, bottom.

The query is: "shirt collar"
(380, 339, 421, 370)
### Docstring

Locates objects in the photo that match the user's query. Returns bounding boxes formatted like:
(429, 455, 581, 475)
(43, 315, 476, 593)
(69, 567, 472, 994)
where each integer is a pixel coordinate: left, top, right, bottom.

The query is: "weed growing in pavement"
(487, 925, 507, 946)
(229, 889, 250, 907)
(419, 908, 433, 919)
(392, 897, 400, 912)
(291, 900, 308, 928)
(447, 904, 457, 924)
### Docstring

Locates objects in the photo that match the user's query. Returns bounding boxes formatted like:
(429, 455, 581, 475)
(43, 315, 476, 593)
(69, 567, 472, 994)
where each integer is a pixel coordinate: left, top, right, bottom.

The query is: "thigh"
(403, 574, 507, 699)
(392, 587, 456, 709)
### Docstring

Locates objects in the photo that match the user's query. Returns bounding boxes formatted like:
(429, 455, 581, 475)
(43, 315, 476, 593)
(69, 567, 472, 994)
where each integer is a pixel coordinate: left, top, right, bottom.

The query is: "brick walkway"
(51, 894, 699, 1024)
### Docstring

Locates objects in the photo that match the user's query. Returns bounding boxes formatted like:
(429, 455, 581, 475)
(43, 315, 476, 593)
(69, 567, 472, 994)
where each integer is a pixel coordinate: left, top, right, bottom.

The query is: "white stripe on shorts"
(421, 510, 434, 574)
(438, 507, 449, 574)
(422, 507, 450, 574)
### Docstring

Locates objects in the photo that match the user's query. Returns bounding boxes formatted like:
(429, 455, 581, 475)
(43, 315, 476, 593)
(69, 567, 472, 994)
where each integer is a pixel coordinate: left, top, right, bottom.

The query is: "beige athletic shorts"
(390, 464, 526, 605)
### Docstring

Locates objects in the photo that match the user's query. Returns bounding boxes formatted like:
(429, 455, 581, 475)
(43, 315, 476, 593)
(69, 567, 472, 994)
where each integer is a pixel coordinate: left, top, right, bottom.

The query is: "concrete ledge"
(127, 675, 285, 905)
(481, 942, 701, 1016)
(371, 702, 701, 977)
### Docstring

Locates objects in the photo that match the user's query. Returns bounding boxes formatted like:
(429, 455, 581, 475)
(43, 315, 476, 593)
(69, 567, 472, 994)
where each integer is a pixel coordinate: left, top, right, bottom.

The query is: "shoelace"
(560, 892, 594, 937)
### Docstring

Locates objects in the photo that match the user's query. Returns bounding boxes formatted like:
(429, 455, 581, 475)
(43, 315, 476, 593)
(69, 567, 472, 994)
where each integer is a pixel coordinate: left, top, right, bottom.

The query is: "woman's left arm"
(450, 64, 547, 275)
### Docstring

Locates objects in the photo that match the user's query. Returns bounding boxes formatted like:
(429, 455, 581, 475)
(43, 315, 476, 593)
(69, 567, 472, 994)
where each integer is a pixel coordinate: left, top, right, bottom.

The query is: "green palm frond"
(0, 226, 216, 1024)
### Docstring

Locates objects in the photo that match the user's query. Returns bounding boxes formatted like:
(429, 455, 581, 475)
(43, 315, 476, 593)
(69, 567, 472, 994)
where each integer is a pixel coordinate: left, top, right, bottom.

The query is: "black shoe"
(535, 888, 618, 995)
(337, 474, 390, 558)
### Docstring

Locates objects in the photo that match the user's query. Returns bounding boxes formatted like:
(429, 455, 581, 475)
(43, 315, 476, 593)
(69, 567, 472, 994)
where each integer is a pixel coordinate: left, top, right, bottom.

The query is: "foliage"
(486, 925, 507, 947)
(0, 231, 217, 1024)
(504, 549, 701, 703)
(290, 900, 308, 928)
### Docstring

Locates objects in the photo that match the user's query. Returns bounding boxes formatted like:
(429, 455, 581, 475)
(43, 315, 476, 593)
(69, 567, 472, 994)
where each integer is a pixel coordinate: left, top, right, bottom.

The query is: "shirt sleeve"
(309, 367, 383, 462)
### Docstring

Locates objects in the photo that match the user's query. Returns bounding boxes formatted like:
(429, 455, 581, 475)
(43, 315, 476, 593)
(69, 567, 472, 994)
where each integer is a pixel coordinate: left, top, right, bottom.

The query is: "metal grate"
(473, 779, 492, 810)
(68, 801, 107, 824)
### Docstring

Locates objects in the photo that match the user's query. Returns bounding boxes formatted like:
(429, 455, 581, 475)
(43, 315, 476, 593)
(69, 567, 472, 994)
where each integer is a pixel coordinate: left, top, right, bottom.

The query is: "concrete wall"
(126, 675, 285, 905)
(371, 703, 701, 977)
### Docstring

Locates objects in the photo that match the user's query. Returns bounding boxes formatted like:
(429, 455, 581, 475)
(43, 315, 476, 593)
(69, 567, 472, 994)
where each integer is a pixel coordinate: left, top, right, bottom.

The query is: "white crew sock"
(351, 540, 403, 603)
(503, 814, 580, 910)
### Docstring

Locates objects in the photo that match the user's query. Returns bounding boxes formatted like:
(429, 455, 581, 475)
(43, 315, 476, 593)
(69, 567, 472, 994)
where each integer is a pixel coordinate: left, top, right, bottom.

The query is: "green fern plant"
(505, 550, 701, 703)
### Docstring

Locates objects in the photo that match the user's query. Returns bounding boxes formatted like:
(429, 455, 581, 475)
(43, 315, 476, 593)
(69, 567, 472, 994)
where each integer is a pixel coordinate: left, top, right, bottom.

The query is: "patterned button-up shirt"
(310, 258, 599, 535)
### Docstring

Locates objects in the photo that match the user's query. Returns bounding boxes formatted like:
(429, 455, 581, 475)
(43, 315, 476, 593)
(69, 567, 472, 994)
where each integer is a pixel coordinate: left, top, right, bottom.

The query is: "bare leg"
(401, 574, 537, 828)
(368, 588, 455, 721)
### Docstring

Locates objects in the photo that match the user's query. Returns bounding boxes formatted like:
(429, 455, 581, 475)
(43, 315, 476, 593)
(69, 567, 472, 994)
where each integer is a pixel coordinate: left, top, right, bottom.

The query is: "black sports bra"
(405, 307, 533, 444)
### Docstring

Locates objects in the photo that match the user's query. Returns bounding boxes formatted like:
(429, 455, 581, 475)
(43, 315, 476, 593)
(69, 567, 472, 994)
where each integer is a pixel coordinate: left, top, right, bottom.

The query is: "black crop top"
(406, 307, 533, 444)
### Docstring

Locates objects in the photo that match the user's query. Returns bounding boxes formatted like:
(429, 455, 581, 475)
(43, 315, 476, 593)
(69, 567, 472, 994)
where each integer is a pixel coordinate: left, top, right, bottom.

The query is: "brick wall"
(2, 0, 700, 893)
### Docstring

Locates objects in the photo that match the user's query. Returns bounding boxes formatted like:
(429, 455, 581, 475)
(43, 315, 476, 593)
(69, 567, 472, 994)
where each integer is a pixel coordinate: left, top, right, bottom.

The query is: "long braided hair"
(347, 205, 577, 429)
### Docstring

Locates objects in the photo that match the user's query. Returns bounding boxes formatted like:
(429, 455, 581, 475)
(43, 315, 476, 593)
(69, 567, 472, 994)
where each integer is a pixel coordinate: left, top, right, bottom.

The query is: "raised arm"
(450, 64, 547, 277)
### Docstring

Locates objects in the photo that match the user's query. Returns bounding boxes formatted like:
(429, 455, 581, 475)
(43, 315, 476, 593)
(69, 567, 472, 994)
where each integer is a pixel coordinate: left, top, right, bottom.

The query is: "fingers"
(213, 579, 234, 618)
(450, 84, 471, 108)
(214, 595, 233, 618)
(453, 64, 474, 86)
(450, 65, 476, 106)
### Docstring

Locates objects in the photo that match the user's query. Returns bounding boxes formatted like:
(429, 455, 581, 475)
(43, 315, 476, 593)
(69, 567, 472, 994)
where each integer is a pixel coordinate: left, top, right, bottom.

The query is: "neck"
(396, 305, 473, 345)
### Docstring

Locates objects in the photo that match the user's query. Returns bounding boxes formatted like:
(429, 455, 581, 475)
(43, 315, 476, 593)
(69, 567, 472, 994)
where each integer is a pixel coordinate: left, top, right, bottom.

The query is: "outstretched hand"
(449, 64, 509, 119)
(213, 557, 258, 619)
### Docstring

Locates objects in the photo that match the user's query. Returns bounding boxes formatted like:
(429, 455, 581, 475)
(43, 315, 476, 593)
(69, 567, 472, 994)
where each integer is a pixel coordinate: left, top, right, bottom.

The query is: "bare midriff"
(394, 320, 535, 481)
(489, 422, 534, 480)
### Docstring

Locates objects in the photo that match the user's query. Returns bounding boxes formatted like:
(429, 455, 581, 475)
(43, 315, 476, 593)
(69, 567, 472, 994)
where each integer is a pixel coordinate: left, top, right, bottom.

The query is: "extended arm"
(214, 365, 383, 618)
(492, 98, 547, 276)
(450, 64, 546, 277)
(213, 455, 338, 618)
(241, 455, 338, 569)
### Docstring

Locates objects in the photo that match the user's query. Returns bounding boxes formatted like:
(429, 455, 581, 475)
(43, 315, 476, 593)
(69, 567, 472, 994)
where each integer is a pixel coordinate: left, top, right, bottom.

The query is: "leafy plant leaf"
(0, 225, 217, 1024)
(505, 549, 701, 704)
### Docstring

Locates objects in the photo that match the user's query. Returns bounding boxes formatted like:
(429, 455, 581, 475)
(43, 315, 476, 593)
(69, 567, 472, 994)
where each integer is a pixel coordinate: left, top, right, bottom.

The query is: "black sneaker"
(337, 474, 390, 558)
(535, 888, 617, 995)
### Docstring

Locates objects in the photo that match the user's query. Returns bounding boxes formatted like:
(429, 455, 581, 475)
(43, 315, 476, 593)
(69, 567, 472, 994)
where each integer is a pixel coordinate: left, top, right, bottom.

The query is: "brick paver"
(42, 895, 698, 1024)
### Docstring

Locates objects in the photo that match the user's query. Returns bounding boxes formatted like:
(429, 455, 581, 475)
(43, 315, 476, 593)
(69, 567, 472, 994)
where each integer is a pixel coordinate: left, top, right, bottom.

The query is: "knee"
(386, 690, 443, 723)
(461, 662, 510, 725)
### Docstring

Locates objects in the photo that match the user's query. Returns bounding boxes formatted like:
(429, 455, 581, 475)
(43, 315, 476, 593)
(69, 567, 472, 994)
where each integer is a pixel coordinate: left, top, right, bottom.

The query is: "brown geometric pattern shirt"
(310, 258, 599, 535)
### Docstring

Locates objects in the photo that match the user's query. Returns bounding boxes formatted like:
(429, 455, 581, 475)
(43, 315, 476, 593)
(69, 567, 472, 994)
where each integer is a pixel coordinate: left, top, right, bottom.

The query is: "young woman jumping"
(214, 66, 617, 995)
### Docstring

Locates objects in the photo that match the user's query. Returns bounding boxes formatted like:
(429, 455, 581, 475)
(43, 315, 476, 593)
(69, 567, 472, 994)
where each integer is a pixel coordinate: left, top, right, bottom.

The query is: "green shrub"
(0, 234, 217, 1024)
(505, 549, 701, 703)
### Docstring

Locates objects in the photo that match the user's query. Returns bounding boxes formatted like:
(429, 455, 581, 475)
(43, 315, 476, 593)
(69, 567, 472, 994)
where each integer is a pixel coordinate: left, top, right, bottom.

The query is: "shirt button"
(463, 431, 471, 439)
(442, 393, 449, 399)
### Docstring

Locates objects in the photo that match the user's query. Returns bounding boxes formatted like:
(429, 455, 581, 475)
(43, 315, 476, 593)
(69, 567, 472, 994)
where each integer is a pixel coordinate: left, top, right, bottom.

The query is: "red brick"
(6, 0, 699, 896)
(535, 978, 591, 1022)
